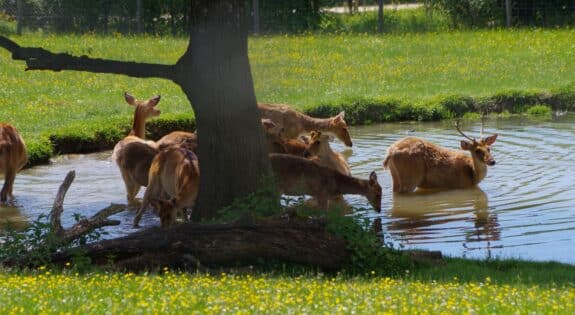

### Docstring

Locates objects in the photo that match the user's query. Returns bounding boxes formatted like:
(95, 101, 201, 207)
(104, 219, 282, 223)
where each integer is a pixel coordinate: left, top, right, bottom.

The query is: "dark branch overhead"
(0, 35, 176, 81)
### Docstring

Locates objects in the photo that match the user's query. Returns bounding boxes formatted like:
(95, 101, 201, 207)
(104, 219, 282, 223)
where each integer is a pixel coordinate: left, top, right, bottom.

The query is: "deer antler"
(455, 119, 475, 142)
(480, 110, 487, 139)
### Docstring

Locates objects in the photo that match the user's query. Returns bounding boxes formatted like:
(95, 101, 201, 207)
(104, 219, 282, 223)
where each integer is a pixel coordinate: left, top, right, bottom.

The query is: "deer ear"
(148, 95, 161, 107)
(261, 119, 276, 131)
(338, 111, 345, 119)
(484, 134, 498, 145)
(124, 92, 136, 105)
(460, 140, 473, 150)
(369, 171, 378, 185)
(310, 130, 321, 140)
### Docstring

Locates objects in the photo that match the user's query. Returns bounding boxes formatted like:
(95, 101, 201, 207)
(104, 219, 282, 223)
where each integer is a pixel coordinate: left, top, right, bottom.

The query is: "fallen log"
(48, 215, 350, 272)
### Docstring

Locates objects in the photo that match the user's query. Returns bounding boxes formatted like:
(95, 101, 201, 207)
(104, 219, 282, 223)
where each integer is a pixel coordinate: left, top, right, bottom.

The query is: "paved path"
(323, 3, 423, 14)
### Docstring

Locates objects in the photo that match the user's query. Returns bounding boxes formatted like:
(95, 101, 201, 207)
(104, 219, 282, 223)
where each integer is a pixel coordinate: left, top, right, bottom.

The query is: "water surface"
(2, 115, 575, 264)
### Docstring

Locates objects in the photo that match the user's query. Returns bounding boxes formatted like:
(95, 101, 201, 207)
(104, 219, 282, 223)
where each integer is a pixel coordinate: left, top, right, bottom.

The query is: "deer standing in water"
(270, 153, 381, 212)
(384, 119, 498, 193)
(112, 92, 160, 206)
(258, 103, 353, 147)
(133, 147, 200, 228)
(0, 123, 27, 202)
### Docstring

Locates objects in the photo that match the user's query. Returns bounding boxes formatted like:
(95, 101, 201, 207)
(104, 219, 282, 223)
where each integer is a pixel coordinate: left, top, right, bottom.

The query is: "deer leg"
(1, 168, 16, 202)
(120, 169, 141, 206)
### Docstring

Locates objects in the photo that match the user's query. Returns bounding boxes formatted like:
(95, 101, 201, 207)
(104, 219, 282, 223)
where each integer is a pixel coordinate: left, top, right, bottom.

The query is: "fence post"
(136, 0, 142, 33)
(505, 0, 512, 27)
(253, 0, 260, 34)
(377, 0, 384, 33)
(16, 0, 23, 35)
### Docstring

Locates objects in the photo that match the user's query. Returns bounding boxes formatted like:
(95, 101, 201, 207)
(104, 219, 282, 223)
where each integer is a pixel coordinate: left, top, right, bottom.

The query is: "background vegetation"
(0, 28, 574, 166)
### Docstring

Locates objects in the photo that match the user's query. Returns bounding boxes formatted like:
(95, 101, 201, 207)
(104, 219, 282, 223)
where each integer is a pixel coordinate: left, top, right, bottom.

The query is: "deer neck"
(334, 173, 368, 196)
(129, 109, 147, 139)
(301, 116, 332, 133)
(470, 155, 488, 185)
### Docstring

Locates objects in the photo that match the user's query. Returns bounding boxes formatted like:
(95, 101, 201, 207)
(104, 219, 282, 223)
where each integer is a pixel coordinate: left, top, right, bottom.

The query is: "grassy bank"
(0, 29, 574, 166)
(1, 262, 574, 314)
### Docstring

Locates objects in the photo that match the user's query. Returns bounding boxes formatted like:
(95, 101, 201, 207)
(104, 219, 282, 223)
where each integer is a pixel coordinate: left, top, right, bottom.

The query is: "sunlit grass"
(0, 271, 573, 314)
(0, 30, 574, 162)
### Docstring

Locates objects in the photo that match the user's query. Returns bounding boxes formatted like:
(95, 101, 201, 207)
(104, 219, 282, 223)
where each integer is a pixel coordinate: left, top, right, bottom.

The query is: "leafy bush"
(431, 0, 504, 28)
(526, 104, 552, 117)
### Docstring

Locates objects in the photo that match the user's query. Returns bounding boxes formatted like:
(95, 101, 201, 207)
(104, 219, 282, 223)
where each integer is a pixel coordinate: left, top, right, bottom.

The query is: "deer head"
(328, 111, 353, 147)
(456, 119, 498, 166)
(366, 171, 382, 212)
(124, 92, 161, 119)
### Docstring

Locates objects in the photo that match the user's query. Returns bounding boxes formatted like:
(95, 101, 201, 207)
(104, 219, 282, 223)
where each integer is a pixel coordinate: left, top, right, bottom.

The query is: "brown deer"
(263, 119, 310, 157)
(112, 92, 161, 205)
(384, 120, 498, 193)
(133, 147, 200, 228)
(270, 153, 381, 211)
(307, 131, 351, 176)
(0, 123, 27, 202)
(157, 131, 198, 153)
(258, 103, 353, 147)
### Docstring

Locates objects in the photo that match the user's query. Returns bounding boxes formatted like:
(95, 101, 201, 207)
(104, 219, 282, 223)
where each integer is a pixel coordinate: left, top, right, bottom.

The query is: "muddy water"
(2, 115, 575, 264)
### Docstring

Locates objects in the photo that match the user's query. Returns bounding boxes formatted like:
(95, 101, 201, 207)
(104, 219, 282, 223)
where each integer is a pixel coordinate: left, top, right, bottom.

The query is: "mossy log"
(48, 216, 350, 272)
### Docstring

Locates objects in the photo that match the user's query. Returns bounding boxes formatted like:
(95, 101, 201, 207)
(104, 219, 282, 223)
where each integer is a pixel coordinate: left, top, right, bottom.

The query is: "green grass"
(0, 267, 574, 314)
(1, 29, 574, 165)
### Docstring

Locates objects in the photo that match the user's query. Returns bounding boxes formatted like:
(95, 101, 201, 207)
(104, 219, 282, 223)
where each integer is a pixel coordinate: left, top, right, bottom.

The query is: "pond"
(2, 114, 575, 264)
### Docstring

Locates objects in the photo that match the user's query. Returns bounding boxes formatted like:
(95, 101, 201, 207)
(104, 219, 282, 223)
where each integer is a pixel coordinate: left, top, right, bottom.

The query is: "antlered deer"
(112, 92, 160, 205)
(270, 153, 381, 211)
(384, 120, 498, 192)
(0, 123, 27, 202)
(258, 103, 353, 147)
(133, 147, 200, 228)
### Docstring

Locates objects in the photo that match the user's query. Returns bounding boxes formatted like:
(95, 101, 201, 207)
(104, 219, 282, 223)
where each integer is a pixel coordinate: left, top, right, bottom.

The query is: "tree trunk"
(175, 0, 275, 221)
(377, 0, 384, 33)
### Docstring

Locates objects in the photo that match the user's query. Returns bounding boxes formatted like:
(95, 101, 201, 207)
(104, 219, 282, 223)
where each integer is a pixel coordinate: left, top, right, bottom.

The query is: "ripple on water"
(2, 115, 575, 264)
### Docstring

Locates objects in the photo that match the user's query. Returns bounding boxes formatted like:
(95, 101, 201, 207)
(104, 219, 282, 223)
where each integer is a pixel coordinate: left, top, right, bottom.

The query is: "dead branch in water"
(50, 170, 126, 245)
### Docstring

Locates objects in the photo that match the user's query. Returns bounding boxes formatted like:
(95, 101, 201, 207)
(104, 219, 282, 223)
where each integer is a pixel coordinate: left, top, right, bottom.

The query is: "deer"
(133, 146, 200, 228)
(157, 131, 198, 153)
(112, 92, 161, 206)
(258, 103, 353, 147)
(270, 153, 381, 212)
(306, 130, 352, 210)
(307, 131, 351, 176)
(383, 118, 498, 193)
(0, 123, 27, 202)
(263, 119, 311, 157)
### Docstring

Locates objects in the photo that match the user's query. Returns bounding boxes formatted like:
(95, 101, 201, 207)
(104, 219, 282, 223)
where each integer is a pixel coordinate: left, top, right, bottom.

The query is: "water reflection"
(387, 187, 499, 244)
(0, 203, 28, 230)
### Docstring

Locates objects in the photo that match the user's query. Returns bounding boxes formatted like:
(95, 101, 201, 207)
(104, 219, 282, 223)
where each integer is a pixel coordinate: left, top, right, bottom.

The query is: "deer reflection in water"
(0, 203, 28, 231)
(387, 187, 500, 254)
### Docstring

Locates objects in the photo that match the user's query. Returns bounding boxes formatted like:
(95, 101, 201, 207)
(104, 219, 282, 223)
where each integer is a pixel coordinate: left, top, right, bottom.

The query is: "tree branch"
(50, 171, 126, 245)
(0, 36, 176, 80)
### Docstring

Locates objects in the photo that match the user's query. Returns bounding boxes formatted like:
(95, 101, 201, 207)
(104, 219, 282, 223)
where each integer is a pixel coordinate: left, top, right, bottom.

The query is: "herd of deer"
(0, 93, 498, 228)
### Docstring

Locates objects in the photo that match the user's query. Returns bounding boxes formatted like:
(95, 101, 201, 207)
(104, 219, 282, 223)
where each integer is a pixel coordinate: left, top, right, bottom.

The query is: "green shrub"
(526, 104, 552, 117)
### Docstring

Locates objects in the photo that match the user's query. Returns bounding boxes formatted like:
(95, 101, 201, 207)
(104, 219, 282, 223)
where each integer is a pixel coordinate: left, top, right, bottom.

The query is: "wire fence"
(1, 0, 574, 36)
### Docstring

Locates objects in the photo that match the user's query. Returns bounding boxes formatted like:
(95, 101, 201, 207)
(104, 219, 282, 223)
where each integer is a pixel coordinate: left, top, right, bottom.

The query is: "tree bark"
(41, 217, 350, 272)
(176, 0, 275, 221)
